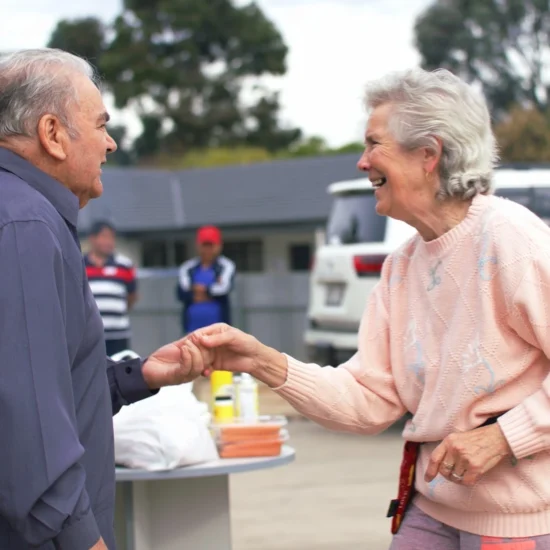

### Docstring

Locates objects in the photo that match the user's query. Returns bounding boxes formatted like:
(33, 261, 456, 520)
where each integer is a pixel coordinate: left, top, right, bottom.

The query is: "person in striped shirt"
(84, 221, 138, 356)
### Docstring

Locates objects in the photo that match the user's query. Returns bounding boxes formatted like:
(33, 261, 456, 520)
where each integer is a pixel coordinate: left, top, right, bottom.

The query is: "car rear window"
(495, 187, 550, 226)
(326, 191, 386, 244)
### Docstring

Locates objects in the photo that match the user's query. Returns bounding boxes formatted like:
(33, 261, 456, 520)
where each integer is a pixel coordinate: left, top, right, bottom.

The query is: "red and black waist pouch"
(386, 440, 420, 534)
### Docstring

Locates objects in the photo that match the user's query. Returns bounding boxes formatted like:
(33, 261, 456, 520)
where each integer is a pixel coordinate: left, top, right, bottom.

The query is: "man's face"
(90, 227, 116, 257)
(198, 242, 221, 264)
(63, 74, 117, 207)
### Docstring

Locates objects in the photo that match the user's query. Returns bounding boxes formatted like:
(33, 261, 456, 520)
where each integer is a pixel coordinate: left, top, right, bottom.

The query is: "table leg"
(115, 475, 232, 550)
(114, 482, 136, 549)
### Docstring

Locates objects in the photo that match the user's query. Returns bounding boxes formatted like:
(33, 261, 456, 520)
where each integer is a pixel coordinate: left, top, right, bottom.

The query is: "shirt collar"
(0, 147, 80, 228)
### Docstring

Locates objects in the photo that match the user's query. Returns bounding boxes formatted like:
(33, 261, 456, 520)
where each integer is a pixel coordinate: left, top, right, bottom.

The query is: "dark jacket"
(176, 255, 236, 332)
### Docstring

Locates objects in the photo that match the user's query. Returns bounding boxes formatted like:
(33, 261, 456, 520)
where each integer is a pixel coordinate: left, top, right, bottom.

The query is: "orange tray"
(218, 424, 282, 443)
(218, 439, 285, 459)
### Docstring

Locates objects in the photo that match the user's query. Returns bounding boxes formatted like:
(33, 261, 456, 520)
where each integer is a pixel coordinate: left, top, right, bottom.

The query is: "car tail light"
(353, 254, 386, 277)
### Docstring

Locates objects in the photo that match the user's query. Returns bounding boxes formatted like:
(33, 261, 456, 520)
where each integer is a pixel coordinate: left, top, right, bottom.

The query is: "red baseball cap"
(196, 225, 222, 245)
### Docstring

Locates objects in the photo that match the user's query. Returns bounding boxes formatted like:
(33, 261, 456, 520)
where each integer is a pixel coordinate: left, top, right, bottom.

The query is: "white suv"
(304, 168, 550, 365)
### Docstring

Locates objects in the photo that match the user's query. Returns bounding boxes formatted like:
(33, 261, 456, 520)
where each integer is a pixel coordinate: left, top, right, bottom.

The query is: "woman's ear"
(423, 136, 443, 175)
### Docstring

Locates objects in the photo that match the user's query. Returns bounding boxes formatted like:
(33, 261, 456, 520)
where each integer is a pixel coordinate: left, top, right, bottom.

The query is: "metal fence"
(129, 269, 310, 361)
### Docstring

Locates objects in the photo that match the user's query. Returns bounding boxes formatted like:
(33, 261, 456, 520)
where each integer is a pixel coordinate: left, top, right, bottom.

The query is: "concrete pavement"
(193, 377, 405, 549)
(230, 419, 404, 550)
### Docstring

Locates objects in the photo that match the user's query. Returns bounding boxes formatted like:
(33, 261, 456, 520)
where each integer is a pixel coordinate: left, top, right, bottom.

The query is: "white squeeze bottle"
(238, 373, 259, 420)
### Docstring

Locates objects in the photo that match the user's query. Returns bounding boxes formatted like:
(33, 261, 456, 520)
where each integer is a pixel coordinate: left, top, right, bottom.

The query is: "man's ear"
(37, 114, 69, 161)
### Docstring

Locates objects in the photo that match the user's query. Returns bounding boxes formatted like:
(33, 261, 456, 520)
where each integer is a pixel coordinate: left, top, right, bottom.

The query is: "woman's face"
(357, 103, 439, 223)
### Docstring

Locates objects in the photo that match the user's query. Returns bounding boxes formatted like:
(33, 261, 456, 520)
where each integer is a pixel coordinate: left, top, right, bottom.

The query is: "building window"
(223, 240, 264, 272)
(173, 240, 187, 266)
(142, 239, 188, 267)
(288, 243, 312, 272)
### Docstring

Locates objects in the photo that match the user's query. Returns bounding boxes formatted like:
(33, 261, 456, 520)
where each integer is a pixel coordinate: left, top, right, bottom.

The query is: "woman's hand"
(425, 424, 513, 486)
(188, 323, 289, 387)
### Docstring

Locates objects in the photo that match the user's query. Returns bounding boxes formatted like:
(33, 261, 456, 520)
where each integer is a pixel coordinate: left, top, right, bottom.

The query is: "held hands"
(141, 336, 208, 389)
(188, 323, 263, 376)
(425, 423, 513, 486)
(142, 323, 287, 391)
(185, 323, 289, 388)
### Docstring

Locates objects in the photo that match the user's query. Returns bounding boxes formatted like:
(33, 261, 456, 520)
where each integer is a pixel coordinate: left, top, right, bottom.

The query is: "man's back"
(0, 155, 115, 548)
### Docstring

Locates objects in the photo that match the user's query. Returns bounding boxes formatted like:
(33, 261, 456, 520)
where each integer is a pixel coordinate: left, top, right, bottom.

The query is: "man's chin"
(78, 181, 104, 209)
(89, 180, 104, 202)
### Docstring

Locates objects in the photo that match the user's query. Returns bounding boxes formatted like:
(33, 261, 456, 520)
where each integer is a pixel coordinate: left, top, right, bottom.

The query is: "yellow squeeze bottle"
(211, 371, 234, 423)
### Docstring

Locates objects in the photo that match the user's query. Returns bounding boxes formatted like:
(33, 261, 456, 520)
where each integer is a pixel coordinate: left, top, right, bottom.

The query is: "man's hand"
(425, 424, 513, 486)
(90, 538, 108, 550)
(141, 336, 209, 389)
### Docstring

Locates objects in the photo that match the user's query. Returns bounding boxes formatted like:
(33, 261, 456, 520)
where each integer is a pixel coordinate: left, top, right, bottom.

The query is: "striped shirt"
(84, 253, 137, 340)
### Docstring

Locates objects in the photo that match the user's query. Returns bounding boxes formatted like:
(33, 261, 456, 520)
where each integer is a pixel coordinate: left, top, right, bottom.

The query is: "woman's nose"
(356, 149, 371, 172)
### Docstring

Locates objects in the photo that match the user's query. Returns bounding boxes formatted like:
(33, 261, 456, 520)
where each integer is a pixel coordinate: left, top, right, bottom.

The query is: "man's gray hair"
(0, 48, 97, 140)
(364, 68, 498, 200)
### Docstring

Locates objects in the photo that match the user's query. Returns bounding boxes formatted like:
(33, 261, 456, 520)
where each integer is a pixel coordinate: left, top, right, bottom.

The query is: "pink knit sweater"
(275, 193, 550, 538)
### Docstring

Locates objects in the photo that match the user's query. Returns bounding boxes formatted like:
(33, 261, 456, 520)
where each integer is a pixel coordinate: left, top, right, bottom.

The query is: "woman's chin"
(375, 198, 389, 216)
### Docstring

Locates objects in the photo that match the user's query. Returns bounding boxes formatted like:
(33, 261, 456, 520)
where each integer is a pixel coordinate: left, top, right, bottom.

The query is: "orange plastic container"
(218, 424, 282, 443)
(210, 416, 288, 458)
(218, 436, 287, 458)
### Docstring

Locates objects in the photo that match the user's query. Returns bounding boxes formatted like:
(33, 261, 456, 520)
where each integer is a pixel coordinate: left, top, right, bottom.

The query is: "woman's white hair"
(0, 48, 97, 140)
(364, 68, 499, 200)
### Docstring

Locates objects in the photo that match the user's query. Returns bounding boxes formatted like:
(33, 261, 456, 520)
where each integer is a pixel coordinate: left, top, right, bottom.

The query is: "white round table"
(114, 446, 296, 550)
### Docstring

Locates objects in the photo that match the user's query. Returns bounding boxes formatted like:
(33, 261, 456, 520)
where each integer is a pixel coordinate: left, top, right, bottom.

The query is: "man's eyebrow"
(97, 112, 110, 124)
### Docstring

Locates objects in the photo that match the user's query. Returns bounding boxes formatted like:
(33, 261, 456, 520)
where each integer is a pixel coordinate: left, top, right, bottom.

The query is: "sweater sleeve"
(499, 252, 550, 459)
(274, 269, 406, 435)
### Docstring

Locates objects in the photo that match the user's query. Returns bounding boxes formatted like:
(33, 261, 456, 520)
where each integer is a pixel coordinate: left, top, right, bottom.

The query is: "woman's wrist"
(250, 344, 288, 388)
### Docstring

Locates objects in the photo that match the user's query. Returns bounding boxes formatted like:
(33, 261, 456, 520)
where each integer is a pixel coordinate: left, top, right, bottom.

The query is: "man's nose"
(106, 133, 118, 154)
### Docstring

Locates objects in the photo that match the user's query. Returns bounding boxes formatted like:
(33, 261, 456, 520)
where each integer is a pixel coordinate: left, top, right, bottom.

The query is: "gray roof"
(78, 153, 364, 234)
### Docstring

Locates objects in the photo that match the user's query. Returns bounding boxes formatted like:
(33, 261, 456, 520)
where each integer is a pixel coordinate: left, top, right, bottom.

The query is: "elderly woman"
(185, 68, 550, 549)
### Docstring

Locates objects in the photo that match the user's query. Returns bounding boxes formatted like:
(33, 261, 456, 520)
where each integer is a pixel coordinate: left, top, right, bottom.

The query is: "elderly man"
(0, 49, 204, 549)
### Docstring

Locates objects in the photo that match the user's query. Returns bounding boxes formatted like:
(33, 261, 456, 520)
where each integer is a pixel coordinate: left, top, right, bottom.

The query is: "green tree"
(48, 17, 105, 73)
(284, 137, 364, 158)
(332, 141, 364, 155)
(105, 125, 134, 166)
(47, 0, 301, 158)
(494, 106, 550, 162)
(244, 93, 302, 153)
(146, 146, 273, 169)
(414, 0, 550, 118)
(287, 136, 329, 157)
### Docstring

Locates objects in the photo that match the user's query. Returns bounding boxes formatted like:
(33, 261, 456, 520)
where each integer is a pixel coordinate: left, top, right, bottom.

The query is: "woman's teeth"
(372, 177, 387, 188)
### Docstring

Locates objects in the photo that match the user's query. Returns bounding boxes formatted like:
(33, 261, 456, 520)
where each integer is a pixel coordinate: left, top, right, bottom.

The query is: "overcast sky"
(1, 0, 431, 146)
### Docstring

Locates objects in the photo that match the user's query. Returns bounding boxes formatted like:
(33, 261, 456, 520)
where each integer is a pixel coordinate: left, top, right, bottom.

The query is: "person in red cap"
(176, 225, 236, 334)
